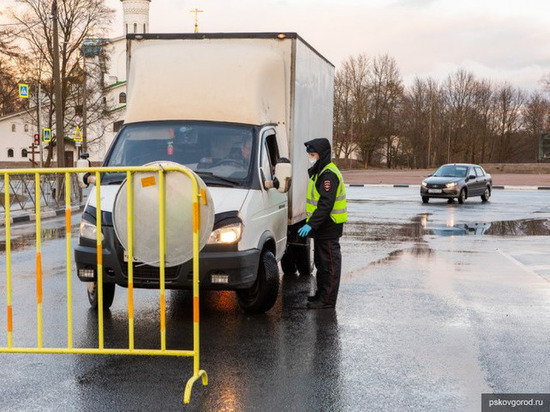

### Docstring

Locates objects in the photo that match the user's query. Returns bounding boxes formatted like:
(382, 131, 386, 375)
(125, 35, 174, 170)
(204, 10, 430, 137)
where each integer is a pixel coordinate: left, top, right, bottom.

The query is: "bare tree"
(0, 19, 28, 117)
(331, 52, 550, 168)
(402, 77, 443, 168)
(489, 84, 525, 162)
(442, 69, 477, 163)
(334, 54, 371, 166)
(367, 54, 404, 168)
(3, 0, 114, 166)
(333, 68, 356, 164)
(523, 91, 550, 162)
(470, 80, 493, 163)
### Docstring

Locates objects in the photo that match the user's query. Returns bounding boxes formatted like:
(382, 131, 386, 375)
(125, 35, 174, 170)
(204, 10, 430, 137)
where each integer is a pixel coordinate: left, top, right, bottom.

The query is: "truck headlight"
(79, 220, 104, 241)
(208, 222, 242, 244)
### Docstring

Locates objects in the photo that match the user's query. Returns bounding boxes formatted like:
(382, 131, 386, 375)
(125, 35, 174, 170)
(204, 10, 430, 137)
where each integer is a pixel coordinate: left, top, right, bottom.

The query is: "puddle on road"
(0, 226, 79, 252)
(346, 215, 550, 242)
(369, 243, 435, 266)
(426, 218, 550, 237)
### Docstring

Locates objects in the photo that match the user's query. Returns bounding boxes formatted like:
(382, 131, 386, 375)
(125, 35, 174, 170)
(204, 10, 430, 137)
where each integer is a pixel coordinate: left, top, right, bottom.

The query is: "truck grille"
(122, 263, 180, 281)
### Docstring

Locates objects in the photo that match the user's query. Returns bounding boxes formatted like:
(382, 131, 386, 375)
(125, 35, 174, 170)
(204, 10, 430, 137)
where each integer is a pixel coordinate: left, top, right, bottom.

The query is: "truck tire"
(236, 250, 279, 313)
(87, 281, 116, 309)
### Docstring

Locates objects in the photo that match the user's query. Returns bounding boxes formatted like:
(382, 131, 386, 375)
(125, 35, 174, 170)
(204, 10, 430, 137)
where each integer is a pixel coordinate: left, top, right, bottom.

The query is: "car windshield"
(433, 165, 468, 178)
(102, 121, 256, 187)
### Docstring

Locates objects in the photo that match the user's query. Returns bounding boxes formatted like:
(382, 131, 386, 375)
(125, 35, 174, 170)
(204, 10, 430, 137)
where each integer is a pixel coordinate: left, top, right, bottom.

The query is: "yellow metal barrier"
(0, 166, 208, 404)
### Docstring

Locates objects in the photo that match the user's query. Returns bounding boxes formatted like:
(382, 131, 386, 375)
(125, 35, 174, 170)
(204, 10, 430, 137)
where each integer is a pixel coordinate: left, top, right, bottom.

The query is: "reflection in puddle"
(426, 219, 550, 237)
(0, 226, 79, 252)
(483, 219, 550, 236)
(429, 222, 491, 236)
(346, 216, 550, 242)
(369, 243, 435, 267)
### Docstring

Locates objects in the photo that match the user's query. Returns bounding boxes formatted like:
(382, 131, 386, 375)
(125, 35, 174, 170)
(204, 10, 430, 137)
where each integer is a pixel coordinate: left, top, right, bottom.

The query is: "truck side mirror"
(76, 153, 94, 188)
(272, 158, 291, 193)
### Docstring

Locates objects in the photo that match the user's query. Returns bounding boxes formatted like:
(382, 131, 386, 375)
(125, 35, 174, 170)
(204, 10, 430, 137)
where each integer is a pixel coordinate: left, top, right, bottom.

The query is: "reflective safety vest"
(306, 162, 347, 224)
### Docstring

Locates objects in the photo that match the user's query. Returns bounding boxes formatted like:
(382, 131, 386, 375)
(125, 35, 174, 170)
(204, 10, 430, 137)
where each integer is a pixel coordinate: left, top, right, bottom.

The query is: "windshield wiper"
(195, 171, 241, 187)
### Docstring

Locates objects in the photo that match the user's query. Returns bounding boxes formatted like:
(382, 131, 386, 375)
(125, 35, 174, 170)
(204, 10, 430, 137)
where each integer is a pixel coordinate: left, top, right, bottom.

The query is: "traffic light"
(33, 133, 40, 146)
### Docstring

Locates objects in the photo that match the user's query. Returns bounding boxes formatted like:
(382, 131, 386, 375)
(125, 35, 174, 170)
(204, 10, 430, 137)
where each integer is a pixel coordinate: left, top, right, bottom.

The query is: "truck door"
(259, 128, 287, 259)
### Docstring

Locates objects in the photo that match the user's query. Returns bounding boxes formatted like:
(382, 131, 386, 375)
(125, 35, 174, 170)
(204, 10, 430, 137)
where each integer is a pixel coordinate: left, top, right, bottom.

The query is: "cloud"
(106, 0, 550, 91)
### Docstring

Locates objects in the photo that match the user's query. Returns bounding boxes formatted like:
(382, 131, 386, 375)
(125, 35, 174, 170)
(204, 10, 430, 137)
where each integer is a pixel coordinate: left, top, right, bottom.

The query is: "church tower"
(120, 0, 151, 35)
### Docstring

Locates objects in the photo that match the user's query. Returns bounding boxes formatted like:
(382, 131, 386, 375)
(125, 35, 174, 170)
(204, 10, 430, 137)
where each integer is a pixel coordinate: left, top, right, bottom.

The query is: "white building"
(0, 111, 36, 165)
(0, 0, 150, 167)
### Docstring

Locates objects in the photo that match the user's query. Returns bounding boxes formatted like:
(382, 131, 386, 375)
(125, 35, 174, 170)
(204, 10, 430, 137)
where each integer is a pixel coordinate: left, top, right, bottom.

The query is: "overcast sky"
(4, 0, 550, 92)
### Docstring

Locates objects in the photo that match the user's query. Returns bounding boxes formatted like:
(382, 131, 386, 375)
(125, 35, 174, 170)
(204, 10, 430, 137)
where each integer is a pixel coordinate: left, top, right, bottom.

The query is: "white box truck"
(74, 33, 334, 313)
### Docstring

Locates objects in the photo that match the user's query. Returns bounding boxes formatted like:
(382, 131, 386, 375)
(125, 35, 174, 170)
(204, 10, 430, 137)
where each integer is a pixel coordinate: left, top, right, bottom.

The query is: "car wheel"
(236, 250, 279, 313)
(481, 186, 491, 202)
(458, 188, 466, 204)
(422, 196, 429, 204)
(87, 281, 115, 309)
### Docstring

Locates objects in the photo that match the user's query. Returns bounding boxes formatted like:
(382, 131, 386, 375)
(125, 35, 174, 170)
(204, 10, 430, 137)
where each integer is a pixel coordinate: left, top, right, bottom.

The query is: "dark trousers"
(313, 238, 342, 305)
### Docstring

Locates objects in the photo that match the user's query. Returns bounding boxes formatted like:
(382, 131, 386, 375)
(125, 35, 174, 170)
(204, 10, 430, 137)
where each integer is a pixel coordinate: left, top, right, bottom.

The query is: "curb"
(0, 205, 84, 227)
(346, 184, 550, 190)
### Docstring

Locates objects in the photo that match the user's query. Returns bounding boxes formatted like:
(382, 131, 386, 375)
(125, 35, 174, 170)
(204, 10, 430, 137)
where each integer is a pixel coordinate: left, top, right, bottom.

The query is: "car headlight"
(79, 220, 104, 241)
(421, 181, 427, 187)
(208, 222, 242, 244)
(445, 182, 458, 188)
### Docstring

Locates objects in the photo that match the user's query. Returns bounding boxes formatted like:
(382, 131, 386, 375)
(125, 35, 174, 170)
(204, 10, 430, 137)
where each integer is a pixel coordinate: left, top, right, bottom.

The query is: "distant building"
(0, 0, 151, 167)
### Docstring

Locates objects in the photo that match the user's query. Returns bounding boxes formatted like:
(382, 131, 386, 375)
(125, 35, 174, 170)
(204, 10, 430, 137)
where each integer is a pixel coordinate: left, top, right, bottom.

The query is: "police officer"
(298, 138, 347, 309)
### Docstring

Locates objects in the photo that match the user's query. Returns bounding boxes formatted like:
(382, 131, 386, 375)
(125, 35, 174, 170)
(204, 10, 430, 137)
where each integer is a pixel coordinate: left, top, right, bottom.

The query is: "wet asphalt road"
(1, 187, 550, 411)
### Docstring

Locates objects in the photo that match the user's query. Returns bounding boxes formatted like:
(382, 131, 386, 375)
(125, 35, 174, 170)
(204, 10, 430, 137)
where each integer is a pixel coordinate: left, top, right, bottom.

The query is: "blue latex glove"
(297, 224, 312, 237)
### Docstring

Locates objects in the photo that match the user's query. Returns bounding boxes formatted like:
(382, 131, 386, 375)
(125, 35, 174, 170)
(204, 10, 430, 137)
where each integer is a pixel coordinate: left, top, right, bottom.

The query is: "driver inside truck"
(227, 135, 252, 167)
(238, 135, 252, 167)
(197, 135, 232, 168)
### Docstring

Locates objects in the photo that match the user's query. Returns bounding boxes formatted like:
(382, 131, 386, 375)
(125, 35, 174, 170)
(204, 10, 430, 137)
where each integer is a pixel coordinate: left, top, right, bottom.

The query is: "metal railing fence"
(0, 173, 83, 212)
(0, 166, 208, 404)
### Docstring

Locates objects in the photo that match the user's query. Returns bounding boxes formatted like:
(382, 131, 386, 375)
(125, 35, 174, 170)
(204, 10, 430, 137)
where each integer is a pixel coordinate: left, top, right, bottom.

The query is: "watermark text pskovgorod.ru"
(482, 394, 550, 412)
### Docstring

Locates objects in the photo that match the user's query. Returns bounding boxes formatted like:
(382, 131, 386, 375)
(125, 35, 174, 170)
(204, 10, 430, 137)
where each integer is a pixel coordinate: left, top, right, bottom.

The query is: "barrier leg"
(183, 370, 208, 404)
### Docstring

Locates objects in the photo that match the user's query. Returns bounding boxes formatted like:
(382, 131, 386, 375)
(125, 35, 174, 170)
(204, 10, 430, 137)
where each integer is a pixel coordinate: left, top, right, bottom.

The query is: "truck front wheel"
(236, 250, 279, 313)
(87, 281, 116, 309)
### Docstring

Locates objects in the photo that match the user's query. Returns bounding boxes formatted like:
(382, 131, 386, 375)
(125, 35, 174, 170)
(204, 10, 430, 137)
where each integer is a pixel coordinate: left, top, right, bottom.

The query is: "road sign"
(43, 128, 52, 142)
(74, 115, 82, 126)
(18, 83, 29, 99)
(74, 125, 83, 142)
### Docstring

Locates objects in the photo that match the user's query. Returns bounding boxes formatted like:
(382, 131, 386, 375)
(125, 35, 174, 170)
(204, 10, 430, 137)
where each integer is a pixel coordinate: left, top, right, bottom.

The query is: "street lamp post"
(81, 52, 88, 153)
(51, 0, 65, 204)
(52, 0, 64, 169)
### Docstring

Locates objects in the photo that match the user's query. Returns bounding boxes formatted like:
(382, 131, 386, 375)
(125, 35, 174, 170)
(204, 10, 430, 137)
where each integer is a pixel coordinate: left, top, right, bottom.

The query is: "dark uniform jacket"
(305, 138, 344, 240)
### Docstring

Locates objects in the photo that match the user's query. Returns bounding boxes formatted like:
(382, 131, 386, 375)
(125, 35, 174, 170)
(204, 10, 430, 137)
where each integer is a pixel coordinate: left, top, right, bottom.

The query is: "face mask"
(308, 156, 318, 166)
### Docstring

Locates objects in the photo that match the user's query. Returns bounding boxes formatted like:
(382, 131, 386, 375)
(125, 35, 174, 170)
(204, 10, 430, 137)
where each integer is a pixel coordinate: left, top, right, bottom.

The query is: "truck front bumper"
(74, 226, 261, 290)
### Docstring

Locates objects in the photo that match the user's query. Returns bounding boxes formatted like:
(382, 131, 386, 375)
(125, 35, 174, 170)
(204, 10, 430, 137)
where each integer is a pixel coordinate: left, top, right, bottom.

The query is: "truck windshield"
(102, 121, 257, 187)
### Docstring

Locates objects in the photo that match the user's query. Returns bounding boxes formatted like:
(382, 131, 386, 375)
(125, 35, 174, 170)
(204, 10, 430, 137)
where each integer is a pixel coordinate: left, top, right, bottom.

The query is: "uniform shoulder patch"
(323, 179, 331, 191)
